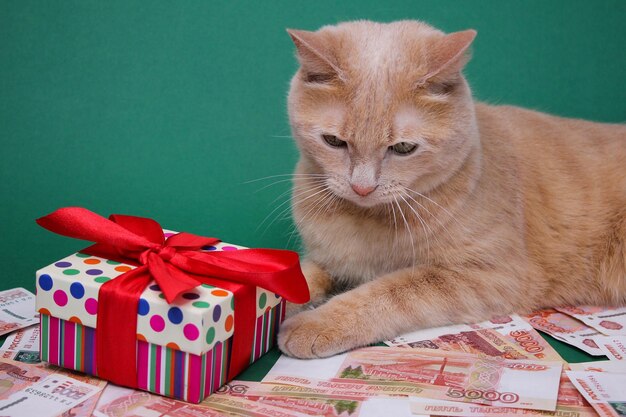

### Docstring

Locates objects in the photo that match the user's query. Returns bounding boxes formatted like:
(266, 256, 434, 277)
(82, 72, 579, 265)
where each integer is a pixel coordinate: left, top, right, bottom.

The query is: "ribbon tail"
(147, 252, 200, 303)
(96, 265, 151, 387)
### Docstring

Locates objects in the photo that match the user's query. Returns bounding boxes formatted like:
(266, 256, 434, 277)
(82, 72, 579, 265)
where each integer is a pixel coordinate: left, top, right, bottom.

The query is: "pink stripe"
(188, 353, 201, 403)
(212, 342, 222, 391)
(137, 341, 148, 390)
(155, 345, 162, 394)
(254, 314, 263, 360)
(63, 320, 75, 369)
(204, 349, 212, 396)
(49, 316, 59, 365)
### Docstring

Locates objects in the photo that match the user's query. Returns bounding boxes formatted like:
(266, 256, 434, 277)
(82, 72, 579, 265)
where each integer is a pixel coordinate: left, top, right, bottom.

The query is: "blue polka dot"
(149, 284, 161, 291)
(168, 307, 183, 324)
(55, 261, 72, 268)
(213, 305, 222, 322)
(39, 274, 53, 291)
(182, 292, 200, 300)
(86, 269, 102, 276)
(69, 282, 85, 299)
(202, 245, 217, 251)
(138, 298, 150, 316)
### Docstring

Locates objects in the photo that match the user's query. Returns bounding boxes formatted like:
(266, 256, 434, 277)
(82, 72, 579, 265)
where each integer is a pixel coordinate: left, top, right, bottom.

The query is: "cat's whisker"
(270, 183, 329, 227)
(393, 195, 417, 275)
(287, 188, 335, 247)
(256, 182, 328, 235)
(399, 188, 454, 246)
(243, 173, 327, 185)
(398, 193, 431, 265)
(401, 186, 471, 234)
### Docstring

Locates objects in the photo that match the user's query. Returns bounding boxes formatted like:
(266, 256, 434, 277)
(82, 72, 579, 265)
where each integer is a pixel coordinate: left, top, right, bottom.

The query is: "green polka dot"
(75, 252, 90, 258)
(106, 260, 121, 265)
(258, 293, 267, 309)
(206, 327, 215, 344)
(158, 293, 165, 299)
(94, 276, 111, 283)
(62, 269, 80, 275)
(192, 301, 210, 308)
(201, 284, 214, 289)
(231, 297, 234, 310)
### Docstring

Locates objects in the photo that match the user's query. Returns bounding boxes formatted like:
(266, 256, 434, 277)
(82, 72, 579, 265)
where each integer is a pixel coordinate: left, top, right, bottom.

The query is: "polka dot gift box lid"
(35, 233, 283, 356)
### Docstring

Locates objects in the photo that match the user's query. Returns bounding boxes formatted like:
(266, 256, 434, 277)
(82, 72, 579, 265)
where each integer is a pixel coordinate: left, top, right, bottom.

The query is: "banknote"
(0, 288, 39, 336)
(0, 359, 104, 417)
(0, 324, 40, 363)
(524, 309, 605, 356)
(203, 394, 310, 417)
(568, 360, 626, 373)
(216, 380, 417, 417)
(409, 371, 596, 417)
(593, 336, 626, 361)
(386, 315, 563, 362)
(556, 306, 626, 336)
(566, 370, 626, 417)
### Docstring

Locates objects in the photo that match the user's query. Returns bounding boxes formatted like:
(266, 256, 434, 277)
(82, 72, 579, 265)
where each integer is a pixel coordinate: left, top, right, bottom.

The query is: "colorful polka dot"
(183, 324, 199, 341)
(38, 308, 51, 315)
(192, 301, 210, 308)
(274, 293, 281, 299)
(206, 327, 216, 344)
(115, 266, 132, 273)
(62, 269, 79, 276)
(94, 276, 111, 283)
(106, 259, 121, 265)
(85, 298, 98, 315)
(149, 284, 161, 291)
(225, 315, 234, 332)
(38, 274, 53, 291)
(202, 246, 217, 251)
(259, 293, 267, 309)
(150, 315, 165, 332)
(182, 293, 199, 300)
(70, 282, 85, 299)
(211, 289, 229, 297)
(55, 261, 72, 268)
(53, 290, 68, 306)
(84, 258, 101, 265)
(231, 297, 234, 310)
(168, 307, 183, 324)
(69, 316, 82, 324)
(137, 333, 147, 342)
(212, 305, 222, 322)
(86, 269, 103, 276)
(166, 342, 180, 350)
(164, 232, 175, 238)
(201, 284, 214, 289)
(138, 298, 150, 316)
(221, 246, 238, 251)
(75, 252, 90, 258)
(158, 293, 165, 299)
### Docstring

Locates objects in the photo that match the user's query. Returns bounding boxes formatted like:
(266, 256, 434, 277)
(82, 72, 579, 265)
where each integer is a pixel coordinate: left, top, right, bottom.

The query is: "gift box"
(35, 208, 308, 403)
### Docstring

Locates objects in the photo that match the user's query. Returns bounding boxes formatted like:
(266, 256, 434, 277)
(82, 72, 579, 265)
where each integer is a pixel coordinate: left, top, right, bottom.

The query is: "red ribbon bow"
(37, 207, 309, 387)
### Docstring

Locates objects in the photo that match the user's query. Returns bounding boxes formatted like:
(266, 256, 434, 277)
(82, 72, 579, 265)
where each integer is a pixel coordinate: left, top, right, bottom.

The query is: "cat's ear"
(421, 29, 477, 82)
(287, 29, 343, 83)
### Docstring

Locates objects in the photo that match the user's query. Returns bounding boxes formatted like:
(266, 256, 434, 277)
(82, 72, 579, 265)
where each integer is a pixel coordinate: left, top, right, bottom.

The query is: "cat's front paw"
(278, 309, 348, 358)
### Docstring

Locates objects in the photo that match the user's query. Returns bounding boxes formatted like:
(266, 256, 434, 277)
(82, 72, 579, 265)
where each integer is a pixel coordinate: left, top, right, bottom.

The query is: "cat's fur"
(278, 20, 626, 359)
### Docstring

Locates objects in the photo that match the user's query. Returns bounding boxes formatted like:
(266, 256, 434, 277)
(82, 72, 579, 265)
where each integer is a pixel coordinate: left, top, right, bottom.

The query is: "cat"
(277, 20, 626, 359)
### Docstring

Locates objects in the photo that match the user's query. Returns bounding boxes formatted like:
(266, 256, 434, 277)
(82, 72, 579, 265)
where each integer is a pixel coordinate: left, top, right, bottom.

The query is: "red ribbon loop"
(36, 207, 309, 388)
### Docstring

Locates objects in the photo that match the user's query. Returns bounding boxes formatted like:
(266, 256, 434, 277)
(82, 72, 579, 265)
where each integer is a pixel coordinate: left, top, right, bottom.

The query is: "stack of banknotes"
(1, 286, 625, 417)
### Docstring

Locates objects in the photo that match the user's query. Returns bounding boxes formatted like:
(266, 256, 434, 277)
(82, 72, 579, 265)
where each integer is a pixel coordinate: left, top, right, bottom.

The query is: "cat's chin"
(343, 194, 387, 209)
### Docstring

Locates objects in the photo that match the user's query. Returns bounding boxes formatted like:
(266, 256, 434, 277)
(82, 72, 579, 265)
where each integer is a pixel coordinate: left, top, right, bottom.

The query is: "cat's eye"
(390, 142, 418, 155)
(305, 73, 335, 83)
(322, 134, 346, 148)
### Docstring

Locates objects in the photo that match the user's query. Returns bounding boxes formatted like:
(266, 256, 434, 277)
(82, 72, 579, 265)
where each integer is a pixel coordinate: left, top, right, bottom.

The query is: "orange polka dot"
(225, 315, 234, 332)
(84, 258, 101, 265)
(69, 316, 83, 325)
(266, 306, 271, 314)
(166, 342, 180, 351)
(115, 266, 132, 273)
(136, 333, 147, 342)
(38, 308, 50, 315)
(211, 289, 229, 297)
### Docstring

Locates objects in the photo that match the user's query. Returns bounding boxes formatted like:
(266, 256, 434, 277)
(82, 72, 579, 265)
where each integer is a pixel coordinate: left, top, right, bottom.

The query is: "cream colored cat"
(277, 20, 626, 359)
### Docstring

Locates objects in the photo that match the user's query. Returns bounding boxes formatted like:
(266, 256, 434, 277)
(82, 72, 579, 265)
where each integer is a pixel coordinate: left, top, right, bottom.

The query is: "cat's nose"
(351, 183, 377, 197)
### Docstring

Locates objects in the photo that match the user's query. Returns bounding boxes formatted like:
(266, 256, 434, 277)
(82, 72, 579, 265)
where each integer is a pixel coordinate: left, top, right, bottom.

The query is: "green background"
(1, 1, 624, 367)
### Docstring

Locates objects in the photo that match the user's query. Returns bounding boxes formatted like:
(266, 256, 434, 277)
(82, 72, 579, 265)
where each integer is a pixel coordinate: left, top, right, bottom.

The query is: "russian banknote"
(568, 361, 626, 373)
(593, 336, 626, 361)
(0, 358, 104, 417)
(409, 370, 597, 417)
(556, 307, 626, 336)
(566, 370, 626, 417)
(0, 288, 38, 336)
(524, 309, 605, 356)
(0, 324, 40, 363)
